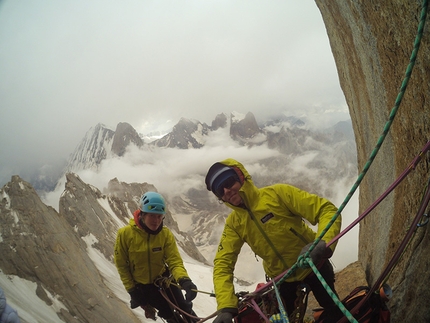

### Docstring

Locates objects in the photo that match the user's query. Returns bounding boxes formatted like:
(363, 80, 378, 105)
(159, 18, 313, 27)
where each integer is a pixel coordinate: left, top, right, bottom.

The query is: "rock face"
(0, 174, 207, 322)
(316, 1, 430, 321)
(67, 123, 115, 171)
(152, 118, 210, 149)
(211, 113, 228, 131)
(0, 175, 141, 323)
(230, 112, 263, 142)
(111, 122, 144, 157)
(67, 122, 144, 172)
(305, 261, 368, 319)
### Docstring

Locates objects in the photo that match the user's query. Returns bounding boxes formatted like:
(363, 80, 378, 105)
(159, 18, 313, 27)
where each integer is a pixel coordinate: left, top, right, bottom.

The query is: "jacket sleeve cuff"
(178, 277, 191, 285)
(220, 308, 238, 315)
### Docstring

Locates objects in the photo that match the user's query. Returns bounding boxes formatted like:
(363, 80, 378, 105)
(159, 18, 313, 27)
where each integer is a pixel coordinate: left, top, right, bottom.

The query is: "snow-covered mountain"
(0, 174, 222, 323)
(67, 112, 356, 187)
(0, 111, 358, 322)
(67, 122, 144, 172)
(61, 111, 358, 278)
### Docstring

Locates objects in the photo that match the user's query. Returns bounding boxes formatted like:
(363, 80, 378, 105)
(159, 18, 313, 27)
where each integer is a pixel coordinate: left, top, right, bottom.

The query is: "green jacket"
(213, 159, 341, 310)
(114, 211, 190, 292)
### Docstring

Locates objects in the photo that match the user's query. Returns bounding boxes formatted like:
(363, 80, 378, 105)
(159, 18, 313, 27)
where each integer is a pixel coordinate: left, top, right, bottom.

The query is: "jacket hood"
(214, 158, 260, 210)
(217, 158, 251, 180)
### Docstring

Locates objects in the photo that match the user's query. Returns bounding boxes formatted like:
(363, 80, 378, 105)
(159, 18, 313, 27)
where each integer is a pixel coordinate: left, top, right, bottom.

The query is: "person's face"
(217, 178, 243, 206)
(142, 212, 164, 231)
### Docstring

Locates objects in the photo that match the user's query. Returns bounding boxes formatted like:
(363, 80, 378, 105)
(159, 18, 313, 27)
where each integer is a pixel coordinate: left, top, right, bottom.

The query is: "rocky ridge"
(0, 171, 365, 323)
(0, 174, 207, 323)
(66, 111, 356, 178)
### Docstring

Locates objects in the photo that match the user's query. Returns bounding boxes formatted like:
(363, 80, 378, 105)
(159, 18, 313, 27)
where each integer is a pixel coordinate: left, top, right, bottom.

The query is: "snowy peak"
(67, 123, 115, 171)
(152, 117, 210, 149)
(67, 122, 143, 172)
(210, 113, 228, 130)
(65, 114, 355, 180)
(230, 111, 265, 144)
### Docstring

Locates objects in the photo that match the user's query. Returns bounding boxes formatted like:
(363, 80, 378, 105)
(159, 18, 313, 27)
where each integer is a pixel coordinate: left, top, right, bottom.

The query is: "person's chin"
(228, 195, 241, 206)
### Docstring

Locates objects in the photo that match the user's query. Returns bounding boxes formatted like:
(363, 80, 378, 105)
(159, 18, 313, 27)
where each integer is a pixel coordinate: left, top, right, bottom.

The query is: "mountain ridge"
(65, 111, 355, 179)
(0, 111, 358, 322)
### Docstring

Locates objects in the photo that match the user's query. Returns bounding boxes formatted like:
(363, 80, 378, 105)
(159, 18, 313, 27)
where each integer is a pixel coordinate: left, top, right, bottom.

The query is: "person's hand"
(128, 286, 146, 308)
(179, 278, 198, 301)
(299, 240, 331, 265)
(213, 309, 238, 323)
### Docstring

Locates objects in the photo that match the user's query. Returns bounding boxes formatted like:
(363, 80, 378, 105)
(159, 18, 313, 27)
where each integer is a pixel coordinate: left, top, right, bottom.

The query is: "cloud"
(3, 0, 358, 276)
(42, 123, 359, 273)
(45, 127, 279, 198)
(0, 0, 349, 187)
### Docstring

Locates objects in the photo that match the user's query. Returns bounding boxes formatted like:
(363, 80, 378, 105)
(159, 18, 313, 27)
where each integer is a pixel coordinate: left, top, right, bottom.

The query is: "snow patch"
(0, 272, 68, 323)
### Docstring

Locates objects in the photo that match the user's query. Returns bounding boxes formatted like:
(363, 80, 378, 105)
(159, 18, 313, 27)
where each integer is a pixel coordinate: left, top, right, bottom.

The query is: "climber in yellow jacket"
(205, 159, 342, 323)
(114, 192, 198, 323)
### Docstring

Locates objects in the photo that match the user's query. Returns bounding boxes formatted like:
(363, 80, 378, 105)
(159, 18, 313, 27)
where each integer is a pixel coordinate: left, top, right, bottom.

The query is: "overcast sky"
(0, 0, 350, 187)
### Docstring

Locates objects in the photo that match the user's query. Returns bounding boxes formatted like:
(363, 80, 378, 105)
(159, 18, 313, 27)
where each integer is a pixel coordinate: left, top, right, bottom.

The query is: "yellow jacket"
(213, 159, 341, 310)
(114, 212, 190, 292)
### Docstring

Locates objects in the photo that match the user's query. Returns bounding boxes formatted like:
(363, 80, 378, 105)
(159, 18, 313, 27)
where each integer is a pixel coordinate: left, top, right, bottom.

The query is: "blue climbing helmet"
(139, 192, 166, 214)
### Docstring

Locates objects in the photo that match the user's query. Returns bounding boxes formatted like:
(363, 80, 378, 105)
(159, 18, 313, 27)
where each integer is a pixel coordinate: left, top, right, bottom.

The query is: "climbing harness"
(288, 284, 310, 323)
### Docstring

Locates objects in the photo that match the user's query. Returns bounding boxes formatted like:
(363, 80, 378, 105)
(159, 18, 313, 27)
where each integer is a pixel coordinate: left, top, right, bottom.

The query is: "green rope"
(306, 260, 358, 323)
(271, 279, 290, 323)
(313, 0, 428, 248)
(274, 0, 429, 316)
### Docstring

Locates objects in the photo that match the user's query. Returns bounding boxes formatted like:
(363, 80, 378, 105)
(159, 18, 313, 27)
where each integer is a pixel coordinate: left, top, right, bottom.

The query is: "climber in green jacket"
(114, 192, 198, 323)
(205, 158, 342, 323)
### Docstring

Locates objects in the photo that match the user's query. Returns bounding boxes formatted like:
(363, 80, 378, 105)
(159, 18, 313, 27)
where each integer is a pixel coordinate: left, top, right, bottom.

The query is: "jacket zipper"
(147, 233, 152, 281)
(289, 227, 310, 245)
(246, 208, 289, 269)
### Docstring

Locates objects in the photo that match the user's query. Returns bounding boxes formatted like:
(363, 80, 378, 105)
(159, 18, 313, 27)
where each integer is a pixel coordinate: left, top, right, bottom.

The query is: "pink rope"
(328, 140, 430, 247)
(249, 299, 271, 323)
(241, 140, 430, 302)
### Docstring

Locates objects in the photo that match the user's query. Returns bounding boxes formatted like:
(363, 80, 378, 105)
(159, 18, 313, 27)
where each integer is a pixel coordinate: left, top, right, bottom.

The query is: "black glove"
(179, 278, 197, 301)
(299, 240, 331, 265)
(128, 285, 146, 308)
(213, 308, 238, 323)
(143, 304, 157, 320)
